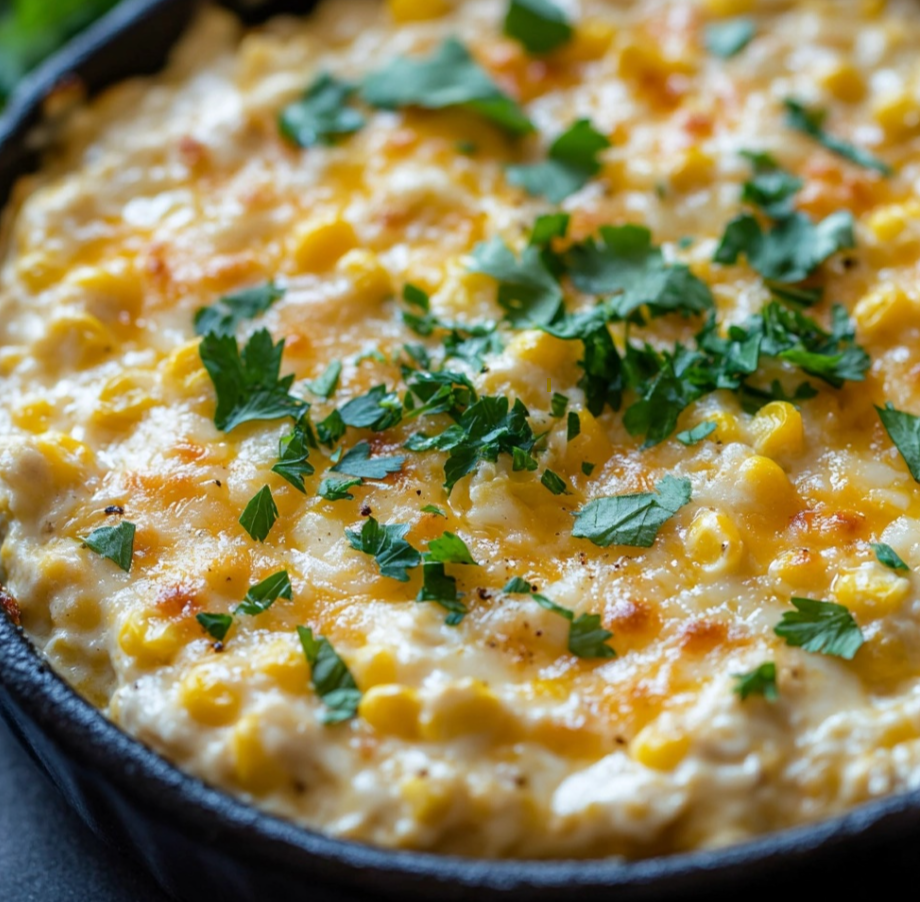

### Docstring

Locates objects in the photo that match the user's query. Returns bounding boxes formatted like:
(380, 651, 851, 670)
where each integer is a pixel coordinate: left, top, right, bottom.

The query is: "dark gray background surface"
(0, 718, 170, 901)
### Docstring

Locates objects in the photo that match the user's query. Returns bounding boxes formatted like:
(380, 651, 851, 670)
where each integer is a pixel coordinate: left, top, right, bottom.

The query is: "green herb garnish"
(279, 73, 366, 148)
(239, 485, 279, 543)
(676, 421, 717, 445)
(345, 518, 421, 581)
(306, 360, 342, 399)
(704, 17, 755, 58)
(237, 570, 293, 616)
(504, 0, 573, 54)
(196, 613, 233, 643)
(81, 521, 136, 573)
(872, 542, 909, 572)
(194, 283, 285, 337)
(318, 476, 363, 501)
(272, 416, 317, 493)
(297, 626, 361, 724)
(331, 441, 405, 479)
(774, 597, 864, 660)
(541, 469, 569, 495)
(877, 403, 920, 482)
(733, 662, 778, 701)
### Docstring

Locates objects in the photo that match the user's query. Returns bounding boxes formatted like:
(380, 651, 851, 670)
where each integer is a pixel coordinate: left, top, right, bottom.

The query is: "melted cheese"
(3, 0, 920, 859)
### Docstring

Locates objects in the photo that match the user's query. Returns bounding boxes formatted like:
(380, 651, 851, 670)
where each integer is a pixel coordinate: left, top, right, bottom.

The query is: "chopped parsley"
(421, 504, 447, 517)
(362, 38, 533, 136)
(196, 613, 233, 643)
(199, 329, 304, 432)
(306, 360, 342, 399)
(297, 626, 361, 724)
(566, 410, 580, 441)
(581, 461, 596, 476)
(551, 392, 569, 418)
(81, 521, 135, 573)
(279, 73, 366, 148)
(416, 562, 467, 625)
(784, 98, 892, 176)
(733, 662, 778, 701)
(272, 415, 316, 493)
(239, 485, 279, 543)
(194, 283, 285, 337)
(345, 518, 421, 581)
(572, 475, 692, 548)
(339, 385, 403, 431)
(318, 476, 363, 501)
(541, 469, 569, 495)
(774, 597, 864, 660)
(426, 531, 477, 565)
(872, 542, 909, 572)
(503, 0, 573, 55)
(507, 118, 611, 203)
(704, 17, 755, 58)
(331, 441, 405, 479)
(676, 421, 716, 445)
(740, 164, 802, 219)
(236, 570, 293, 616)
(876, 403, 920, 482)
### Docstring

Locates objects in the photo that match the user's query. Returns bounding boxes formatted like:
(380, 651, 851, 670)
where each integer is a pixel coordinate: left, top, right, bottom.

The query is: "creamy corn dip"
(2, 0, 920, 859)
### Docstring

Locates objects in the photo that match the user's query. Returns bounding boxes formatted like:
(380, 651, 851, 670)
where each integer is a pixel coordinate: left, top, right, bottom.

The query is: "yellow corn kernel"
(35, 434, 94, 484)
(631, 721, 690, 771)
(68, 260, 144, 322)
(0, 348, 24, 376)
(702, 0, 753, 15)
(336, 248, 393, 302)
(62, 595, 102, 632)
(564, 408, 613, 471)
(16, 250, 64, 292)
(93, 371, 157, 430)
(749, 401, 804, 461)
(873, 89, 920, 139)
(554, 19, 615, 64)
(506, 329, 578, 371)
(833, 562, 910, 618)
(257, 638, 308, 693)
(686, 509, 745, 575)
(619, 42, 690, 84)
(162, 340, 208, 394)
(232, 713, 282, 793)
(359, 684, 422, 740)
(401, 776, 453, 826)
(865, 202, 920, 244)
(118, 610, 185, 667)
(769, 548, 827, 592)
(529, 721, 604, 758)
(352, 647, 397, 689)
(820, 61, 866, 103)
(11, 399, 54, 433)
(736, 454, 796, 515)
(179, 665, 241, 727)
(708, 409, 741, 444)
(854, 283, 919, 338)
(33, 313, 114, 370)
(291, 217, 357, 274)
(420, 679, 516, 742)
(670, 147, 713, 192)
(387, 0, 448, 22)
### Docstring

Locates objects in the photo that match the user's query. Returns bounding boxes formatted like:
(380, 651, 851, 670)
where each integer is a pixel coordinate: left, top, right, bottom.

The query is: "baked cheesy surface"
(3, 0, 920, 859)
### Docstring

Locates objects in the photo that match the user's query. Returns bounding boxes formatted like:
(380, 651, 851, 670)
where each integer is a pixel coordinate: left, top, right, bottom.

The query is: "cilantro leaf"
(421, 504, 447, 517)
(877, 403, 920, 482)
(200, 329, 305, 432)
(272, 417, 316, 493)
(297, 626, 361, 724)
(318, 476, 363, 501)
(236, 570, 293, 616)
(426, 531, 478, 565)
(566, 410, 580, 441)
(507, 119, 610, 203)
(279, 73, 365, 148)
(504, 0, 573, 55)
(704, 17, 755, 58)
(581, 461, 596, 476)
(317, 409, 347, 447)
(541, 469, 569, 495)
(81, 521, 135, 573)
(551, 393, 569, 418)
(676, 421, 716, 445)
(470, 237, 563, 326)
(784, 98, 892, 176)
(194, 283, 285, 337)
(740, 168, 803, 218)
(306, 360, 342, 399)
(345, 518, 421, 581)
(331, 441, 405, 479)
(196, 613, 233, 642)
(416, 562, 467, 625)
(573, 475, 692, 547)
(566, 224, 714, 319)
(531, 213, 570, 246)
(362, 38, 533, 135)
(239, 485, 278, 543)
(733, 662, 778, 701)
(774, 597, 864, 659)
(872, 542, 909, 572)
(339, 385, 403, 431)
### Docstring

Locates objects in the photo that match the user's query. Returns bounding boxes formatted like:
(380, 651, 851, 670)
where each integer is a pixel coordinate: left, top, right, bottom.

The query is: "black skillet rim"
(2, 0, 920, 897)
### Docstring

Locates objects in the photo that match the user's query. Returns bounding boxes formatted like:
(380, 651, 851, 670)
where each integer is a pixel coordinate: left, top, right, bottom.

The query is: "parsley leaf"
(573, 474, 692, 547)
(581, 461, 596, 476)
(297, 626, 361, 724)
(426, 531, 477, 565)
(784, 98, 892, 176)
(470, 237, 563, 326)
(551, 393, 569, 418)
(416, 562, 468, 625)
(531, 212, 570, 246)
(877, 403, 920, 482)
(676, 421, 716, 445)
(346, 518, 421, 581)
(507, 119, 610, 203)
(81, 521, 136, 573)
(317, 409, 347, 447)
(318, 476, 363, 501)
(306, 360, 342, 399)
(331, 441, 405, 479)
(362, 38, 533, 136)
(774, 597, 864, 659)
(421, 504, 447, 517)
(196, 613, 233, 643)
(279, 73, 366, 148)
(566, 410, 580, 441)
(194, 283, 285, 337)
(872, 542, 909, 572)
(733, 662, 778, 701)
(200, 329, 305, 432)
(239, 485, 278, 543)
(272, 416, 316, 493)
(704, 17, 755, 58)
(236, 570, 293, 616)
(566, 224, 714, 319)
(740, 167, 803, 218)
(339, 385, 403, 431)
(504, 0, 573, 55)
(541, 469, 569, 495)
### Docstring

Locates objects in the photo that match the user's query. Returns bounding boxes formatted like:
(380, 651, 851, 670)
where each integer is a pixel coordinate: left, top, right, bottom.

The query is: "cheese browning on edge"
(3, 0, 920, 859)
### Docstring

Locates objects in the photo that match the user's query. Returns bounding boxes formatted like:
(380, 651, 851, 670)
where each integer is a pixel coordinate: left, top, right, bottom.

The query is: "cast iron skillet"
(2, 2, 920, 899)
